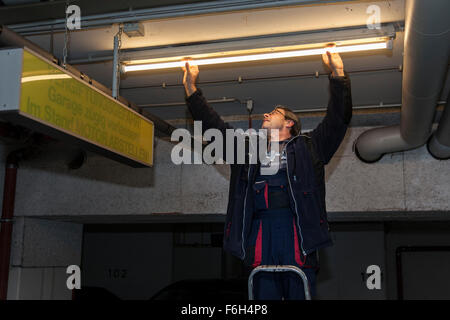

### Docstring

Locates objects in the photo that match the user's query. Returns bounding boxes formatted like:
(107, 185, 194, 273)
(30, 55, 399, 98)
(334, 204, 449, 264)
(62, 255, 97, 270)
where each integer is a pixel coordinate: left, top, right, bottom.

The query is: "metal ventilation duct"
(354, 0, 450, 163)
(427, 94, 450, 159)
(2, 0, 40, 5)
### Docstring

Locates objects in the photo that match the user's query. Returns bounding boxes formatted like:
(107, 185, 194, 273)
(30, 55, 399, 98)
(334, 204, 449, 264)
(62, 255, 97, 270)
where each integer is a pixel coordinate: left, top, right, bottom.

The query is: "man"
(182, 44, 353, 300)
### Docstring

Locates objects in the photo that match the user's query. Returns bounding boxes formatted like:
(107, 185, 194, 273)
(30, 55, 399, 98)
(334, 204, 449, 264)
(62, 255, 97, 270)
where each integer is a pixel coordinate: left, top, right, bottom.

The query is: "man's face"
(262, 108, 288, 131)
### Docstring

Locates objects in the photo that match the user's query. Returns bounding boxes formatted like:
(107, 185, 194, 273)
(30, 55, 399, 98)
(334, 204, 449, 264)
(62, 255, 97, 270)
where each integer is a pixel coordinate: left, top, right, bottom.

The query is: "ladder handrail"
(248, 265, 311, 300)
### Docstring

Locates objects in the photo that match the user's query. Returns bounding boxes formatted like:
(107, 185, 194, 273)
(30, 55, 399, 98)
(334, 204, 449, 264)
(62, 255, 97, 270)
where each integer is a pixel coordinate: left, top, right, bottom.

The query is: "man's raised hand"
(322, 44, 345, 78)
(182, 61, 199, 97)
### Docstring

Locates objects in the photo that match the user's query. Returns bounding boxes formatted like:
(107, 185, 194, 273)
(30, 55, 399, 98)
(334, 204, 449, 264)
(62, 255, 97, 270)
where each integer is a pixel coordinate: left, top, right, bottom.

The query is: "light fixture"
(21, 74, 72, 83)
(121, 25, 395, 73)
(123, 22, 145, 38)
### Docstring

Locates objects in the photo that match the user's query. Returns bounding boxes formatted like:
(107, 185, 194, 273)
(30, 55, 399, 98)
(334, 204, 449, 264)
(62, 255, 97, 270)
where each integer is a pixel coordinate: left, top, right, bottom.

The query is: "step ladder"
(248, 265, 311, 300)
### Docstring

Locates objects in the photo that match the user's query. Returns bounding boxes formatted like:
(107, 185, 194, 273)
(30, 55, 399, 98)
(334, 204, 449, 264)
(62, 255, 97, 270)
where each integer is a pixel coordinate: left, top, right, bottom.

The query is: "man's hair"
(274, 105, 301, 136)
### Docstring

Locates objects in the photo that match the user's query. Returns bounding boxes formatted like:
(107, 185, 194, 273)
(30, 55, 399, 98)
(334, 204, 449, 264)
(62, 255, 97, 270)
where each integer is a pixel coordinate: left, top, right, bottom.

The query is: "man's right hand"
(182, 61, 199, 97)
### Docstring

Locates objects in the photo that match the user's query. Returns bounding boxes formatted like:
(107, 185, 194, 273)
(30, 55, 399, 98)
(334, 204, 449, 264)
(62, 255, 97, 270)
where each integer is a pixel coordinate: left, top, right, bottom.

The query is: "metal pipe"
(354, 0, 450, 163)
(0, 153, 19, 300)
(69, 55, 114, 65)
(141, 99, 446, 113)
(427, 92, 450, 159)
(140, 98, 238, 108)
(7, 0, 358, 34)
(165, 102, 446, 126)
(112, 33, 119, 99)
(295, 103, 404, 114)
(119, 66, 403, 91)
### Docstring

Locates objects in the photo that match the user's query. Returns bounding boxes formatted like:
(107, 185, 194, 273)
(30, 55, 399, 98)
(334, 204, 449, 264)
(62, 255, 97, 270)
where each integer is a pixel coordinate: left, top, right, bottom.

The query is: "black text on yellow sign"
(19, 49, 153, 166)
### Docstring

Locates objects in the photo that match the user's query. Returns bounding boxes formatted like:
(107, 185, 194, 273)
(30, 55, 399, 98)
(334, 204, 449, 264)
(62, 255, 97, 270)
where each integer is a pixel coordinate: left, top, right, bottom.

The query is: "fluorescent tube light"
(122, 40, 390, 72)
(21, 74, 72, 83)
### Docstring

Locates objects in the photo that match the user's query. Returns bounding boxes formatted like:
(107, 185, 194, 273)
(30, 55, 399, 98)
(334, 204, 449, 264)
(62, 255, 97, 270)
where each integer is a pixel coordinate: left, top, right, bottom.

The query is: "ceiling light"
(21, 74, 72, 83)
(122, 41, 391, 72)
(121, 25, 395, 73)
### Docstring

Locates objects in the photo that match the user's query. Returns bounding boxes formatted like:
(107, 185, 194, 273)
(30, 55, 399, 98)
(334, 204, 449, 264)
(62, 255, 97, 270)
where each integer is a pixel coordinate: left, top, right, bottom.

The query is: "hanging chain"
(62, 0, 70, 68)
(115, 24, 124, 96)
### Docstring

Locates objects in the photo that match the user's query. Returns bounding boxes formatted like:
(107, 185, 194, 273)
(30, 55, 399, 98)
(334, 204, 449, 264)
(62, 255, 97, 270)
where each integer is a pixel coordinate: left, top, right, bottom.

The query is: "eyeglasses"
(268, 108, 296, 122)
(268, 108, 285, 117)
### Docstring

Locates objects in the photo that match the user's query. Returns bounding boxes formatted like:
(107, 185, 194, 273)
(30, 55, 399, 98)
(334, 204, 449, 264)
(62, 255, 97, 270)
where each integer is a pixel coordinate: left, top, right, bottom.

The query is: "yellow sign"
(19, 49, 153, 167)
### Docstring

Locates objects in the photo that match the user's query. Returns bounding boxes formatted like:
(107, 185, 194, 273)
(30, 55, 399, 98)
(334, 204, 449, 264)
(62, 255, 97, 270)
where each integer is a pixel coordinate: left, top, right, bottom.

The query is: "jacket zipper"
(240, 134, 310, 259)
(241, 135, 259, 259)
(241, 163, 252, 260)
(285, 134, 309, 256)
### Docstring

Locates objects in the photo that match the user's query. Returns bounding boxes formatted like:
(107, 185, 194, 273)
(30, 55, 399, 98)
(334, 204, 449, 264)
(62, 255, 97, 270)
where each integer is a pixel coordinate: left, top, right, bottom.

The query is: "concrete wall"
(0, 141, 83, 300)
(1, 119, 449, 300)
(7, 124, 450, 219)
(80, 221, 450, 300)
(79, 222, 386, 300)
(81, 225, 173, 300)
(7, 217, 83, 300)
(80, 223, 224, 300)
(316, 223, 387, 300)
(385, 222, 450, 300)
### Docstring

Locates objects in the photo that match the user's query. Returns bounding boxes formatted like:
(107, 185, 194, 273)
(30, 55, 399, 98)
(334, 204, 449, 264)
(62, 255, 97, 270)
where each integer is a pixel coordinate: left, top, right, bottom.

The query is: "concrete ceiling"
(0, 0, 213, 24)
(24, 0, 405, 57)
(5, 0, 450, 127)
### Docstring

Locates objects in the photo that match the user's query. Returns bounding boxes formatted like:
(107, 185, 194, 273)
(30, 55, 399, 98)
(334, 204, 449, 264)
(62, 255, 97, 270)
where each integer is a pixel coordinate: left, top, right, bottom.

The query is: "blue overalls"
(244, 143, 318, 300)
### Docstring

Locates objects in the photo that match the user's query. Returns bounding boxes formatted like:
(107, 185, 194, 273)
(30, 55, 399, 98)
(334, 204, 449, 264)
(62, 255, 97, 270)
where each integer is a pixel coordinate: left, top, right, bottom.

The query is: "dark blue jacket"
(185, 73, 353, 260)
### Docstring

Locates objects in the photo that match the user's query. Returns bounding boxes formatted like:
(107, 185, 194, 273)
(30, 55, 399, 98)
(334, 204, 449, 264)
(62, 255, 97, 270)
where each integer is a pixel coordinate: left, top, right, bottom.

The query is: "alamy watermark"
(66, 5, 81, 30)
(366, 5, 381, 30)
(171, 121, 282, 175)
(66, 265, 81, 290)
(366, 264, 382, 290)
